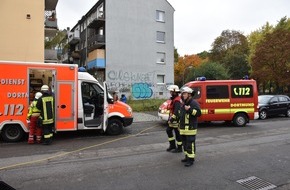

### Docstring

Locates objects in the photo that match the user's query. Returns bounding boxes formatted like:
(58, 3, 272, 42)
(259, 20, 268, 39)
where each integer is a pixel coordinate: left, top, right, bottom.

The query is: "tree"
(174, 47, 179, 63)
(209, 30, 250, 79)
(223, 48, 250, 79)
(197, 51, 209, 60)
(45, 30, 68, 60)
(187, 61, 229, 81)
(174, 54, 202, 86)
(251, 17, 290, 93)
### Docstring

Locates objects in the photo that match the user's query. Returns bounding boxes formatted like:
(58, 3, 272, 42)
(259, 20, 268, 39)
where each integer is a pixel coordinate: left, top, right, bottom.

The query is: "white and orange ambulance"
(158, 77, 259, 127)
(0, 61, 133, 142)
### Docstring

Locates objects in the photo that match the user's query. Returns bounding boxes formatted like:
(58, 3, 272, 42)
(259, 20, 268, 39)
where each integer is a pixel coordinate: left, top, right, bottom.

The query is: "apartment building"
(0, 0, 58, 62)
(65, 0, 174, 99)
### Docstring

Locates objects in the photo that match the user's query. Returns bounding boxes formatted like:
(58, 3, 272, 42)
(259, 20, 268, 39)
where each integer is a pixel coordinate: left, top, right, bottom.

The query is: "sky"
(56, 0, 290, 56)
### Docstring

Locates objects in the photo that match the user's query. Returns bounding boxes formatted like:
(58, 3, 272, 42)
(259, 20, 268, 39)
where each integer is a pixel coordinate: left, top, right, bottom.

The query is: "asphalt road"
(1, 117, 290, 190)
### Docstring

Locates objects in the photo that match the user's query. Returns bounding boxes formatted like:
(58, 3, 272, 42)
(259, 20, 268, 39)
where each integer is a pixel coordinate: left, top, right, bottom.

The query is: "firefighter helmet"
(181, 87, 193, 94)
(34, 92, 42, 99)
(167, 85, 180, 92)
(41, 85, 49, 91)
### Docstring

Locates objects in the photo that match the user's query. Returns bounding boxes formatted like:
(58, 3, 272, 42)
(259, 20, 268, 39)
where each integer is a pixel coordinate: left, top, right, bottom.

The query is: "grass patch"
(127, 99, 167, 112)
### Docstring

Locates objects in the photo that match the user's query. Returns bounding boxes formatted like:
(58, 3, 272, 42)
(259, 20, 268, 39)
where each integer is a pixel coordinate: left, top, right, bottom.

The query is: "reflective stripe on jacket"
(37, 94, 54, 125)
(179, 97, 201, 135)
(168, 95, 181, 128)
(27, 100, 41, 118)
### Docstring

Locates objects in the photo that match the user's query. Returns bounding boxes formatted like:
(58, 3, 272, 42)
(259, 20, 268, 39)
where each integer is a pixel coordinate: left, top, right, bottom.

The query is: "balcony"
(87, 9, 105, 28)
(87, 35, 105, 52)
(45, 0, 58, 10)
(71, 51, 81, 59)
(61, 52, 69, 63)
(68, 31, 80, 45)
(45, 49, 58, 63)
(45, 10, 58, 37)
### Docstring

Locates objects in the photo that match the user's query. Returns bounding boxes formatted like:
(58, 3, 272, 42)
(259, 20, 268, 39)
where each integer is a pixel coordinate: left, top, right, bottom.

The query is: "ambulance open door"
(102, 82, 109, 132)
(56, 81, 77, 131)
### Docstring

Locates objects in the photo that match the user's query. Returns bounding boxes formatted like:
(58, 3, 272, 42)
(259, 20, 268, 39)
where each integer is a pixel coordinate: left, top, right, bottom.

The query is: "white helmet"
(41, 85, 49, 91)
(34, 92, 42, 99)
(167, 85, 180, 92)
(181, 87, 193, 94)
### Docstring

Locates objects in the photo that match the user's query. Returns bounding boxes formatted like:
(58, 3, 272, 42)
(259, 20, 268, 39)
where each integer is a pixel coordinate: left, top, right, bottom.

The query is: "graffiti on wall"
(107, 69, 171, 99)
(132, 83, 153, 98)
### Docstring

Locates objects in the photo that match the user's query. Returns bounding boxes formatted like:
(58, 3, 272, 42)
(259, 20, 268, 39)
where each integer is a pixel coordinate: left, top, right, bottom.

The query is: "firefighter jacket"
(27, 99, 41, 119)
(168, 95, 181, 128)
(179, 97, 201, 135)
(36, 93, 54, 125)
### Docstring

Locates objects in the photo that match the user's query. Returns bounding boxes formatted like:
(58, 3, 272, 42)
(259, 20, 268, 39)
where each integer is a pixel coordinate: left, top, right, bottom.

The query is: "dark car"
(258, 95, 290, 119)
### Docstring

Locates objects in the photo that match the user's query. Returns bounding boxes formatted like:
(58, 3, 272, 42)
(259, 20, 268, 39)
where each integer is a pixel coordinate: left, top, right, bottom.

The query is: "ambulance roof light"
(196, 76, 206, 81)
(78, 67, 86, 72)
(243, 75, 249, 80)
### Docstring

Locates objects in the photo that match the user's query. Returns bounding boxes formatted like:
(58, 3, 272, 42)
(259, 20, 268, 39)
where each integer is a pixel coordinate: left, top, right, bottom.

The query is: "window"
(192, 87, 201, 99)
(231, 85, 253, 98)
(156, 52, 165, 64)
(80, 24, 84, 32)
(157, 75, 165, 83)
(156, 31, 165, 43)
(181, 85, 201, 99)
(278, 96, 289, 102)
(99, 27, 104, 35)
(81, 82, 104, 104)
(206, 85, 229, 99)
(156, 10, 165, 22)
(270, 97, 278, 103)
(97, 3, 104, 19)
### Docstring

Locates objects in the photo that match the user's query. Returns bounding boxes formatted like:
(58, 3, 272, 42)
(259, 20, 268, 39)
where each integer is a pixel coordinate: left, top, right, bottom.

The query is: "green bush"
(127, 99, 167, 112)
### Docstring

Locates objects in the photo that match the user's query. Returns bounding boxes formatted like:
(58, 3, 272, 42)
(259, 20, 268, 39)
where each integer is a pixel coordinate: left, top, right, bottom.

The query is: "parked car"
(258, 95, 290, 119)
(158, 99, 171, 121)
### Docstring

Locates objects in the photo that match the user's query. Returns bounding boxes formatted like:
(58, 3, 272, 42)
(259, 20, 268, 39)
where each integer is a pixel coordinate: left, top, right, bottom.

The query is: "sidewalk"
(133, 112, 161, 122)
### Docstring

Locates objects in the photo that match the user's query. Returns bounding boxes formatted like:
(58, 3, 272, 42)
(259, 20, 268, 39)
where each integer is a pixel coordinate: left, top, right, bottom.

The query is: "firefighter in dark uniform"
(36, 85, 55, 145)
(166, 85, 182, 153)
(179, 87, 201, 167)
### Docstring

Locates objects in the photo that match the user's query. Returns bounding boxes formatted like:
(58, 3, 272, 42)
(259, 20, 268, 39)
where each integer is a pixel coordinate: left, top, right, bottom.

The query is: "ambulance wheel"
(106, 118, 123, 135)
(1, 124, 24, 142)
(233, 113, 247, 127)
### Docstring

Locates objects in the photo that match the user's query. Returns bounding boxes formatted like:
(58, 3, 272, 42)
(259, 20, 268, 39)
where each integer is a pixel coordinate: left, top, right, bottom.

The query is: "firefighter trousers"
(181, 135, 196, 158)
(28, 116, 43, 143)
(166, 126, 182, 146)
(42, 123, 54, 145)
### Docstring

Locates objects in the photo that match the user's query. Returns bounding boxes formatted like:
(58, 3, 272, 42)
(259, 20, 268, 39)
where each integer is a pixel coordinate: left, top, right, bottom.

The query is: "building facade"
(0, 0, 58, 62)
(66, 0, 174, 99)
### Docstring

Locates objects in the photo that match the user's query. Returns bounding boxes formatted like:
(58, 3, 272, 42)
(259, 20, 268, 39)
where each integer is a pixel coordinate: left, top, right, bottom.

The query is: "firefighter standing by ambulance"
(27, 92, 43, 144)
(166, 85, 182, 153)
(36, 85, 55, 145)
(179, 87, 201, 167)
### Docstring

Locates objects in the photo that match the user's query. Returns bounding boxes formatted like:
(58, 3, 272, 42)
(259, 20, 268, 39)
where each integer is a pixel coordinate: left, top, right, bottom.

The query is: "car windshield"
(258, 96, 273, 104)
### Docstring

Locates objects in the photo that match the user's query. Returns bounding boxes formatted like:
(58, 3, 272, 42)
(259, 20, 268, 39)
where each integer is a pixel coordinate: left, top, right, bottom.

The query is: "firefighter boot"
(166, 141, 176, 152)
(181, 155, 188, 163)
(184, 158, 195, 167)
(172, 145, 182, 153)
(28, 135, 34, 144)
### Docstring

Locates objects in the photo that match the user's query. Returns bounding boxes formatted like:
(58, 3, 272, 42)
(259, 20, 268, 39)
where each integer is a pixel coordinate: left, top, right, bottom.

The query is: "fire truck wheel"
(259, 110, 267, 120)
(106, 118, 123, 135)
(1, 124, 24, 142)
(233, 113, 247, 127)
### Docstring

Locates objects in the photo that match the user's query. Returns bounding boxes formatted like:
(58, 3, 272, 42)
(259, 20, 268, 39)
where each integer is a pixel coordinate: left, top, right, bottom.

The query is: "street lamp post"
(182, 66, 193, 84)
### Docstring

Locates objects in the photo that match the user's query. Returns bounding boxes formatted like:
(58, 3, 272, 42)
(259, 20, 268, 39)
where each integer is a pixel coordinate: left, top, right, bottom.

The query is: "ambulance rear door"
(55, 66, 78, 131)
